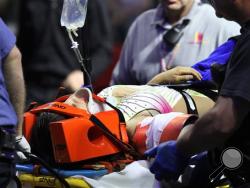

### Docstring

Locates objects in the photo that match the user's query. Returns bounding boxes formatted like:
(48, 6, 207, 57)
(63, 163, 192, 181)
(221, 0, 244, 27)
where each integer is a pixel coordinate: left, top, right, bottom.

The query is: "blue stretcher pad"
(16, 164, 108, 178)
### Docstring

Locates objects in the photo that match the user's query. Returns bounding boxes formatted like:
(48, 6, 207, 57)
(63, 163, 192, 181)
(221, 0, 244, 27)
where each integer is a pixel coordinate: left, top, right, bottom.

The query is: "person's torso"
(212, 22, 250, 180)
(0, 18, 17, 126)
(128, 3, 240, 84)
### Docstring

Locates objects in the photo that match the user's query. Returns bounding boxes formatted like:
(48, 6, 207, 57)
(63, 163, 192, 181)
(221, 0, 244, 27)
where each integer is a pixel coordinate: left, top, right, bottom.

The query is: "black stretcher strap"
(89, 115, 141, 159)
(178, 90, 198, 115)
(93, 96, 127, 141)
(103, 101, 126, 124)
(166, 82, 218, 102)
(192, 88, 218, 102)
(163, 83, 218, 114)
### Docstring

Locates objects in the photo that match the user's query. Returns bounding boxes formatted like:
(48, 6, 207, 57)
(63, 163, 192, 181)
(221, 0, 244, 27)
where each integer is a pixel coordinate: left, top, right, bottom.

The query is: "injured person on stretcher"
(26, 65, 219, 170)
(27, 38, 233, 165)
(62, 67, 215, 155)
(26, 64, 221, 165)
(29, 38, 232, 161)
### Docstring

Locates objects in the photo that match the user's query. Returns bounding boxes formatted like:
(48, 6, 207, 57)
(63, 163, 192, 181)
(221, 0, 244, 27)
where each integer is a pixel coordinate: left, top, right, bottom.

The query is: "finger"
(176, 75, 194, 82)
(144, 147, 158, 158)
(179, 67, 202, 80)
(191, 68, 202, 80)
(190, 69, 202, 80)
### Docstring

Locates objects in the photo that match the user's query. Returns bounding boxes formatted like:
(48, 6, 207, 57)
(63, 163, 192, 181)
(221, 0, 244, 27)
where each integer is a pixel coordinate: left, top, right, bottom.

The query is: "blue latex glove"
(191, 38, 236, 81)
(144, 141, 189, 181)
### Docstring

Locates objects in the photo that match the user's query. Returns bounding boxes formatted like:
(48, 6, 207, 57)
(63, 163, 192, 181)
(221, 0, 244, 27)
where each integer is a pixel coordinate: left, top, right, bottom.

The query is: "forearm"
(147, 73, 166, 85)
(177, 109, 235, 156)
(3, 46, 25, 136)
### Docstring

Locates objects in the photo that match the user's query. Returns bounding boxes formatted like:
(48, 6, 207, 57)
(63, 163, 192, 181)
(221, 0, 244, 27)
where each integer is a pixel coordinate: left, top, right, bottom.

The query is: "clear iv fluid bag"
(61, 0, 88, 30)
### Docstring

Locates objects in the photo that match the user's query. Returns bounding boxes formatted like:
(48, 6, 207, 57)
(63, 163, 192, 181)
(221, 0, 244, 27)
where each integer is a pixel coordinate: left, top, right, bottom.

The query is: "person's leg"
(0, 126, 16, 188)
(0, 161, 15, 188)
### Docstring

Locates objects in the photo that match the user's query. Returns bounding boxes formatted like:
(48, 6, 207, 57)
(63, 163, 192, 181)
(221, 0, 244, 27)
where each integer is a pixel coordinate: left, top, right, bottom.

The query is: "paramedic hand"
(144, 141, 189, 181)
(147, 66, 202, 85)
(15, 135, 31, 161)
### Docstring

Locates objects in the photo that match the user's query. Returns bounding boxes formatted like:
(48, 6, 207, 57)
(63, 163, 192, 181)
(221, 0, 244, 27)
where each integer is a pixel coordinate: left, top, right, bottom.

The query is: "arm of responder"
(177, 96, 250, 155)
(170, 29, 250, 157)
(3, 46, 25, 136)
(3, 45, 30, 160)
(145, 96, 250, 181)
(145, 28, 250, 180)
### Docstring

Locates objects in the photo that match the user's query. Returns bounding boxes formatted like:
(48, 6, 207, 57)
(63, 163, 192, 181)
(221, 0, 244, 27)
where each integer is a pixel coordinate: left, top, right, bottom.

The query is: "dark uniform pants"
(0, 161, 15, 187)
(0, 126, 16, 188)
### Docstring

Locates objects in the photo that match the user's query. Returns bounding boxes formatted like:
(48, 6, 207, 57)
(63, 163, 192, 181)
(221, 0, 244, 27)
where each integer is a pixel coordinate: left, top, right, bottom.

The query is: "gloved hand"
(189, 151, 208, 165)
(15, 135, 31, 162)
(144, 140, 189, 181)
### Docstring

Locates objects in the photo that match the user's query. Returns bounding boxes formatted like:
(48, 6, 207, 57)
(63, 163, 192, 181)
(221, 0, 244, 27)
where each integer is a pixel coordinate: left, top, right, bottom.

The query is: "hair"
(30, 112, 67, 165)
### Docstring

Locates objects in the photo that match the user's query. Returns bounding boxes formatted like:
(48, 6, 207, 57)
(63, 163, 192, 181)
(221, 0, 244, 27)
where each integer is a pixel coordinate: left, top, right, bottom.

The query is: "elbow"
(11, 46, 22, 62)
(6, 46, 22, 64)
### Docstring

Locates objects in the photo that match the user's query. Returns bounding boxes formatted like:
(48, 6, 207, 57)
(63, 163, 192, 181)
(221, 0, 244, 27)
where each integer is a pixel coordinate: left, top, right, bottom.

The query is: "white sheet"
(74, 160, 159, 188)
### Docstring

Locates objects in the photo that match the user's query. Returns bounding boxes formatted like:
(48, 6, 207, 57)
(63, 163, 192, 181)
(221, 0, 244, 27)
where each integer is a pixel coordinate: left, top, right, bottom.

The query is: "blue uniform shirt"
(0, 18, 18, 126)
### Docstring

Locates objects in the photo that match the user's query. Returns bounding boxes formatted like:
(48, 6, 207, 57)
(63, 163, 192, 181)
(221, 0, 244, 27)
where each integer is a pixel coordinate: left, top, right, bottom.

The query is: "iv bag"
(61, 0, 88, 30)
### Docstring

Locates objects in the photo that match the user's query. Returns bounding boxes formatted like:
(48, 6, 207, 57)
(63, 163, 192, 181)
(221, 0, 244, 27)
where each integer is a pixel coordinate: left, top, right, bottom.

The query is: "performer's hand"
(15, 135, 31, 162)
(144, 141, 189, 181)
(147, 66, 202, 85)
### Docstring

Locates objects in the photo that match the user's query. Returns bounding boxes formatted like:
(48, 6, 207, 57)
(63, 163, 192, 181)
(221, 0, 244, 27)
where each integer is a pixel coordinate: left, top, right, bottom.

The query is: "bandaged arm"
(176, 96, 250, 156)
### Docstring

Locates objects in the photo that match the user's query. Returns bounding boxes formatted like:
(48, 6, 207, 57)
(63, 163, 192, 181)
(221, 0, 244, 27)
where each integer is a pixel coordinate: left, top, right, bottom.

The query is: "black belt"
(165, 83, 218, 102)
(0, 127, 15, 160)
